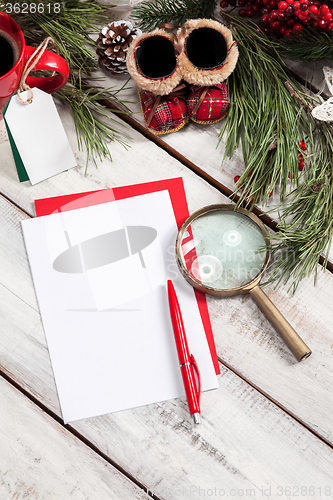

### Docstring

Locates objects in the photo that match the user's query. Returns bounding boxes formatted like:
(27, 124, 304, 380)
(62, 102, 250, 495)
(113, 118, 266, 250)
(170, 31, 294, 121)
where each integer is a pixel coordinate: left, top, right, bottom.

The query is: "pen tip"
(192, 413, 201, 425)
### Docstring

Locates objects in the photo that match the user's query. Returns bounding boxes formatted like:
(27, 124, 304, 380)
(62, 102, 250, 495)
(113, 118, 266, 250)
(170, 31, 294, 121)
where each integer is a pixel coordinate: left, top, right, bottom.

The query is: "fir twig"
(267, 83, 333, 293)
(0, 0, 134, 167)
(131, 0, 216, 31)
(55, 73, 133, 170)
(276, 28, 333, 62)
(219, 14, 312, 207)
(220, 14, 333, 291)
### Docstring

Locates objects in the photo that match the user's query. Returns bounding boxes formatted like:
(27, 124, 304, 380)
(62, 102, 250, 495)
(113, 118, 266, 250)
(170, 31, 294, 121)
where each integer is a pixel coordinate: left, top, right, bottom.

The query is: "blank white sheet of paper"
(22, 190, 218, 423)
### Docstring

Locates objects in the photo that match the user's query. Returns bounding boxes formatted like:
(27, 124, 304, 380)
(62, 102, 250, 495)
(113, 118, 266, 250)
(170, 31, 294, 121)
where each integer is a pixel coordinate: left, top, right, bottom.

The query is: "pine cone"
(96, 20, 142, 75)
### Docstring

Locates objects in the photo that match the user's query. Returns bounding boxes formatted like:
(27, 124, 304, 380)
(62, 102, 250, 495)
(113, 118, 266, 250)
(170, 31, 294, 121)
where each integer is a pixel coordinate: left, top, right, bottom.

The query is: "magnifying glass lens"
(179, 210, 267, 290)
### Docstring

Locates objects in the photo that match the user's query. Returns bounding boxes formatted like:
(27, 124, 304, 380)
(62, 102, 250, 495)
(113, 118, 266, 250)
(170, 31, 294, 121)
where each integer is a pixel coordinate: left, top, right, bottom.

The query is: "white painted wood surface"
(1, 12, 333, 498)
(0, 377, 146, 499)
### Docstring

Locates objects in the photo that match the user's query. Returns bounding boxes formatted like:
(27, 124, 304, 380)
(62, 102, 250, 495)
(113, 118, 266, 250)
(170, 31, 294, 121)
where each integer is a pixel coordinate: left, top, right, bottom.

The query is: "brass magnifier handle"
(249, 285, 311, 361)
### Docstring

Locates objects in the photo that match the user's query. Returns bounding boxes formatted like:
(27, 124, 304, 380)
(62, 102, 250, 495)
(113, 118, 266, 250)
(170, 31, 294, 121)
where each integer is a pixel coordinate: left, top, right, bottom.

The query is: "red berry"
(280, 24, 288, 33)
(245, 6, 255, 16)
(328, 21, 333, 30)
(293, 21, 304, 29)
(239, 8, 247, 15)
(253, 3, 262, 11)
(322, 11, 332, 21)
(320, 4, 329, 14)
(293, 1, 300, 7)
(262, 26, 273, 34)
(262, 13, 270, 21)
(269, 191, 273, 197)
(309, 4, 319, 14)
(318, 18, 327, 28)
(285, 28, 294, 35)
(300, 2, 308, 10)
(270, 9, 279, 19)
(312, 19, 320, 27)
(298, 161, 305, 170)
(278, 0, 288, 8)
(234, 175, 241, 183)
(285, 5, 294, 13)
(271, 19, 281, 29)
(286, 17, 296, 25)
(298, 10, 309, 18)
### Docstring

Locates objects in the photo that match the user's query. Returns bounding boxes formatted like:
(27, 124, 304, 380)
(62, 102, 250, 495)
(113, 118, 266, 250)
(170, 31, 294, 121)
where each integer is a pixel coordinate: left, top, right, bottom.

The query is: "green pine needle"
(276, 28, 333, 62)
(220, 14, 333, 291)
(55, 74, 133, 170)
(220, 14, 311, 207)
(131, 0, 216, 31)
(0, 0, 133, 167)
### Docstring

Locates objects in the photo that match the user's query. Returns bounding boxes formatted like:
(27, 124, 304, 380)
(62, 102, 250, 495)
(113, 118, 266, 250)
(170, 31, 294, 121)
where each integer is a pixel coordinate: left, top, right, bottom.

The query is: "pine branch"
(220, 14, 312, 207)
(267, 86, 333, 293)
(275, 28, 333, 61)
(0, 0, 134, 167)
(55, 73, 133, 170)
(220, 14, 333, 291)
(130, 0, 216, 31)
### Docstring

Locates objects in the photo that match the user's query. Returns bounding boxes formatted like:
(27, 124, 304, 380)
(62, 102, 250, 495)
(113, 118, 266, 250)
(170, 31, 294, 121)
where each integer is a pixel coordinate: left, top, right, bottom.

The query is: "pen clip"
(190, 353, 201, 403)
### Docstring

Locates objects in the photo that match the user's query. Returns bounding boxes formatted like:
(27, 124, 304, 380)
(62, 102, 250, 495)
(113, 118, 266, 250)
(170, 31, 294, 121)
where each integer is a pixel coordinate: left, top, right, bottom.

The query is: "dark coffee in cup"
(0, 30, 20, 78)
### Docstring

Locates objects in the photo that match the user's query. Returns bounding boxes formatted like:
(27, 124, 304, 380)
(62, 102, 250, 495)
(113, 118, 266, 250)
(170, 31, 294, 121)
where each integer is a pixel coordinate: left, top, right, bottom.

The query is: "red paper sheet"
(35, 177, 220, 375)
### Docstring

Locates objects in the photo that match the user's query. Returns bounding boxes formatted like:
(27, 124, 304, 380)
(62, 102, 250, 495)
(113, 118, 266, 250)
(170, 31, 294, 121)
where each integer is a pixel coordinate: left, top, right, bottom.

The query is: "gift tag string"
(17, 37, 57, 105)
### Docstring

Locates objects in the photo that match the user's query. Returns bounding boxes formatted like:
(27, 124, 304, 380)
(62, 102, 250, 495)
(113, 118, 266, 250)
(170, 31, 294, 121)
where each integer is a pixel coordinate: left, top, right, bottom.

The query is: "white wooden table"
(1, 13, 333, 498)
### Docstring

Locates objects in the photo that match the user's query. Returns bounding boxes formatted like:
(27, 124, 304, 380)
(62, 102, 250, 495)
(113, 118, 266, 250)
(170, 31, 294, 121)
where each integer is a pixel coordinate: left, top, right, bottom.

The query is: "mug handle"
(249, 284, 312, 361)
(24, 45, 69, 93)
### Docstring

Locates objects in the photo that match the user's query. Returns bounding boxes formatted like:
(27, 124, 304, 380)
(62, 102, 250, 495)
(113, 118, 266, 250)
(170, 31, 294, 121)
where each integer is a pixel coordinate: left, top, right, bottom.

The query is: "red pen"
(167, 280, 201, 424)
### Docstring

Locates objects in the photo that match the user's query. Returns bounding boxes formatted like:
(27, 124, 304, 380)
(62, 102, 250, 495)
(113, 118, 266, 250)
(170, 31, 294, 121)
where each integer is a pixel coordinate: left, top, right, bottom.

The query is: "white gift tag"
(4, 88, 76, 185)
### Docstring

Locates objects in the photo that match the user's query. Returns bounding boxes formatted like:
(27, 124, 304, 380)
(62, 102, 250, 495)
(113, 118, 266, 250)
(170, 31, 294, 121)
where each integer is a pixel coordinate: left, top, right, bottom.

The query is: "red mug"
(0, 12, 69, 117)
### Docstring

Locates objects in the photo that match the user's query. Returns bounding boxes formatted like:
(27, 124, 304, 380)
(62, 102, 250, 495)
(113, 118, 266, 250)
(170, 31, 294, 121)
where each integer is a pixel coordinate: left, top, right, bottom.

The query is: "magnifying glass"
(176, 204, 311, 361)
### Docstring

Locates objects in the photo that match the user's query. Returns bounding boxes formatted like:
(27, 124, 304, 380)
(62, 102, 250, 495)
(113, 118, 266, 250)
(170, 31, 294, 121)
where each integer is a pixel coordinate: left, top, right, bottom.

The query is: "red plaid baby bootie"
(139, 87, 187, 135)
(186, 82, 229, 124)
(126, 29, 188, 134)
(177, 19, 239, 125)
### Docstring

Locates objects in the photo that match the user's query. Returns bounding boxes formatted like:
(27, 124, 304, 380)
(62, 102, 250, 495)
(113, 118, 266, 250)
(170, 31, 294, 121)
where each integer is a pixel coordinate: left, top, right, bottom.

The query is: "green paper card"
(3, 95, 29, 182)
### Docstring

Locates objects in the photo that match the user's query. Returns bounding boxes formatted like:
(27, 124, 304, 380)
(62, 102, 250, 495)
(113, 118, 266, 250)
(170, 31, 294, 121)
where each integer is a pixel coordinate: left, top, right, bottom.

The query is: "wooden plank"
(0, 376, 149, 500)
(0, 110, 331, 442)
(1, 185, 333, 498)
(2, 280, 333, 499)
